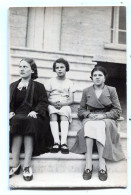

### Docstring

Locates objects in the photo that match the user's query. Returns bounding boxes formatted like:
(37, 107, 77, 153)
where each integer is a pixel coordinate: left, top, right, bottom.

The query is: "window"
(111, 6, 126, 44)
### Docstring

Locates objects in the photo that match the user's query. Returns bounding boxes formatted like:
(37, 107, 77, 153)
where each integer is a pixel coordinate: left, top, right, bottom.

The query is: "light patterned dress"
(46, 77, 75, 122)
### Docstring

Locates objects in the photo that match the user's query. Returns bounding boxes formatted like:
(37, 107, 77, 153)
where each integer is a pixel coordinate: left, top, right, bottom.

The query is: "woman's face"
(55, 63, 66, 77)
(19, 60, 33, 79)
(92, 70, 105, 86)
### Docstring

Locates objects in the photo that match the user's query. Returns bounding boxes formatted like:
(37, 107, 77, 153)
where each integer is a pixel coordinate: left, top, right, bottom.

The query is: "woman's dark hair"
(53, 58, 70, 72)
(90, 65, 108, 80)
(20, 58, 38, 80)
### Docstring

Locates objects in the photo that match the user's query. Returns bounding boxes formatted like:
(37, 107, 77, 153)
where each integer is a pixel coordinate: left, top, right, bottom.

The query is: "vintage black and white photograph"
(9, 6, 127, 189)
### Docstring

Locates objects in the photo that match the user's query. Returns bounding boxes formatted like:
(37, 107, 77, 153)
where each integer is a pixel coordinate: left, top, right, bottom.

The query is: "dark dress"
(10, 79, 53, 156)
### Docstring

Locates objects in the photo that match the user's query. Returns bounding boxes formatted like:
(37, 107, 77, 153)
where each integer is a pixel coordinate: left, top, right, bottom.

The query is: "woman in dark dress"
(70, 66, 125, 181)
(9, 58, 53, 181)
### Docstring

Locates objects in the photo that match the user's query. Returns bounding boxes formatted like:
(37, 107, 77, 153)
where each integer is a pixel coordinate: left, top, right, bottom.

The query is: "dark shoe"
(50, 143, 60, 153)
(23, 167, 33, 181)
(9, 163, 21, 178)
(98, 166, 108, 181)
(61, 144, 69, 154)
(83, 166, 93, 180)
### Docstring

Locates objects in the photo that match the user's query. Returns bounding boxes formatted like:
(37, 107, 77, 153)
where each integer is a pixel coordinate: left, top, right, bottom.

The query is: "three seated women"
(9, 58, 124, 182)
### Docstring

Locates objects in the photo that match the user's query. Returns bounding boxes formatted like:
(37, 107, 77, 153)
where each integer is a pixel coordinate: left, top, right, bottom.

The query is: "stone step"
(9, 48, 96, 88)
(9, 171, 127, 189)
(10, 63, 92, 82)
(9, 152, 127, 173)
(65, 131, 127, 158)
(10, 54, 96, 72)
(10, 46, 96, 63)
(9, 130, 127, 172)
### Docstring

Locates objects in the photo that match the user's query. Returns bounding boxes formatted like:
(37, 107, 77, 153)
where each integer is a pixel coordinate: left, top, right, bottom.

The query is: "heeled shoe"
(98, 166, 108, 181)
(9, 163, 21, 178)
(61, 144, 69, 154)
(23, 166, 33, 181)
(83, 165, 93, 180)
(50, 143, 60, 153)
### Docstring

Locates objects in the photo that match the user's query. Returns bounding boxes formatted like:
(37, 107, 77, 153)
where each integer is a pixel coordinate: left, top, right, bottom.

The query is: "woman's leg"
(85, 137, 94, 170)
(60, 116, 69, 145)
(50, 114, 60, 144)
(24, 135, 33, 167)
(96, 141, 106, 170)
(11, 135, 23, 167)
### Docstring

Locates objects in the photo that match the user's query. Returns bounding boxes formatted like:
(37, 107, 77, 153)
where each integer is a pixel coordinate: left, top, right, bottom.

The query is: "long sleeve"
(10, 84, 15, 112)
(105, 87, 122, 119)
(33, 83, 49, 118)
(78, 89, 90, 119)
(10, 81, 18, 113)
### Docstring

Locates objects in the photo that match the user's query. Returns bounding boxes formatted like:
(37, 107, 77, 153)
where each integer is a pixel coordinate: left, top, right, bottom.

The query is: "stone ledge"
(104, 43, 126, 51)
(10, 54, 97, 65)
(10, 46, 94, 58)
(9, 152, 97, 160)
(11, 73, 93, 82)
(9, 172, 127, 189)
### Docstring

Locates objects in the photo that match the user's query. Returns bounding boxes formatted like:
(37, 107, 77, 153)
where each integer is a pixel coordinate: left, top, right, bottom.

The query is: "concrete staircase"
(9, 127, 127, 189)
(9, 47, 96, 91)
(9, 47, 127, 189)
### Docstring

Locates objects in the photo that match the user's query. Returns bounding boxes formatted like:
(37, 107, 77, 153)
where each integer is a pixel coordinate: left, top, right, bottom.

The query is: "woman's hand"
(28, 111, 38, 118)
(94, 114, 106, 120)
(88, 113, 98, 120)
(88, 113, 105, 120)
(9, 112, 15, 119)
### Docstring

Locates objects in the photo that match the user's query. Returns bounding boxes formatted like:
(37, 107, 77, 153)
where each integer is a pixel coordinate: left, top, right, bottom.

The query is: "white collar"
(17, 82, 29, 91)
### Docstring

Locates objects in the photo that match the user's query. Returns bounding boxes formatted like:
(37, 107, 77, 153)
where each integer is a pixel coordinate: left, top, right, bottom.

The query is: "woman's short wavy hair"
(90, 65, 108, 81)
(53, 58, 70, 72)
(20, 58, 38, 80)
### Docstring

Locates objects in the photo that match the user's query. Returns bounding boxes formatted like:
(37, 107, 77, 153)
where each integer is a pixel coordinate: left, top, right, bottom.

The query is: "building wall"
(9, 7, 126, 64)
(60, 7, 111, 54)
(9, 7, 28, 47)
(9, 7, 127, 126)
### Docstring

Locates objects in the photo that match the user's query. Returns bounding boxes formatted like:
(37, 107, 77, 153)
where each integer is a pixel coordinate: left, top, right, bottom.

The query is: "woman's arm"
(10, 83, 15, 113)
(47, 90, 74, 109)
(33, 83, 49, 118)
(58, 92, 74, 107)
(46, 91, 60, 109)
(105, 87, 122, 119)
(46, 91, 56, 106)
(78, 89, 91, 119)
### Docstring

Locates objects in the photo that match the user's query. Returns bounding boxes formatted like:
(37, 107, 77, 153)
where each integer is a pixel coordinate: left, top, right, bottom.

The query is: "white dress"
(46, 77, 75, 122)
(84, 89, 106, 146)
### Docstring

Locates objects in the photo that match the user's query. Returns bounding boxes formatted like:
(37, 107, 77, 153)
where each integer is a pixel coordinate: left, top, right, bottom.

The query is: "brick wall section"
(60, 7, 126, 62)
(61, 7, 111, 54)
(9, 7, 28, 47)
